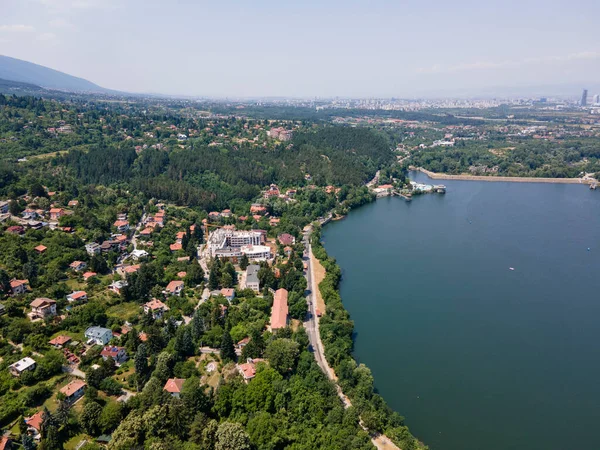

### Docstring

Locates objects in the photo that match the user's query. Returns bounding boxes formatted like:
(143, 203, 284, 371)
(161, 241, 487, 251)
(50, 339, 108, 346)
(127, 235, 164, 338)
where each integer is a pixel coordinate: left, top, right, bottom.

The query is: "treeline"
(59, 126, 392, 209)
(311, 227, 428, 450)
(410, 137, 600, 178)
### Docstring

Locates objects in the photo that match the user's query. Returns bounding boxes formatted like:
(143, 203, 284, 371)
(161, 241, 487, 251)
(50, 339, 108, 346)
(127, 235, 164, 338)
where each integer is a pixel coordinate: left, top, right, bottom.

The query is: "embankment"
(417, 167, 591, 184)
(311, 227, 428, 450)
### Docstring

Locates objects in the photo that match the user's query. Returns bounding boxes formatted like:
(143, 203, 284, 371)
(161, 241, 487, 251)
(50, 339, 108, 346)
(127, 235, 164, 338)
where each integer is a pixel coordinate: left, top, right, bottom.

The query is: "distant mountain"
(0, 55, 111, 93)
(0, 77, 44, 93)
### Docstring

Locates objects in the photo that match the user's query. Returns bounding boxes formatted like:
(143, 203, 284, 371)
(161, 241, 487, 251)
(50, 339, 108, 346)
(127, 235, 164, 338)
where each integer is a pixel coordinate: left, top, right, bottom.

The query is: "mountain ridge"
(0, 55, 111, 93)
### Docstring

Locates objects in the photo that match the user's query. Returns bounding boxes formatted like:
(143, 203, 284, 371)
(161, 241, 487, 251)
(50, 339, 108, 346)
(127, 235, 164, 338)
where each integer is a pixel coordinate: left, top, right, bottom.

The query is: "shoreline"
(417, 167, 593, 185)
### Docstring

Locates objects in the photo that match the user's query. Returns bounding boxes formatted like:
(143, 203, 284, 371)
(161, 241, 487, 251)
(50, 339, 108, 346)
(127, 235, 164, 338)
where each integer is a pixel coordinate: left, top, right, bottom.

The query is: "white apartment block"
(208, 228, 263, 257)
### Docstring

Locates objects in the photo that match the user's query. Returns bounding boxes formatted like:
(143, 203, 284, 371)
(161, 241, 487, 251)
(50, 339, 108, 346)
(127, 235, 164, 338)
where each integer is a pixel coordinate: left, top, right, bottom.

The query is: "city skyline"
(1, 0, 600, 98)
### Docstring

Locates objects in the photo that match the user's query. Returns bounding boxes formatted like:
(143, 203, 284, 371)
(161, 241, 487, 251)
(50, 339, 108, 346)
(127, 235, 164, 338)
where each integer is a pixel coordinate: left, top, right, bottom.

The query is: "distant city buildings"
(581, 89, 588, 106)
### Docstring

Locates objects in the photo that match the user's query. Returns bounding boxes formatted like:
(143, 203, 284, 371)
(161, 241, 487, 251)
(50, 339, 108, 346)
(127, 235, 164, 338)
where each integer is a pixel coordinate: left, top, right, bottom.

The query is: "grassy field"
(106, 301, 140, 319)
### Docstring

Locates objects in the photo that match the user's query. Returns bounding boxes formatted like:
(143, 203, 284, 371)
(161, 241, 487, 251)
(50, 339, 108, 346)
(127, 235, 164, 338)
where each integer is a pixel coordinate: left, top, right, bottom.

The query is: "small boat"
(509, 267, 515, 271)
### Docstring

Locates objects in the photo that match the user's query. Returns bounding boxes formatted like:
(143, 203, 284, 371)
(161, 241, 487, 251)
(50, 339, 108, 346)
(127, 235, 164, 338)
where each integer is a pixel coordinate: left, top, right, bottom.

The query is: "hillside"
(0, 55, 109, 93)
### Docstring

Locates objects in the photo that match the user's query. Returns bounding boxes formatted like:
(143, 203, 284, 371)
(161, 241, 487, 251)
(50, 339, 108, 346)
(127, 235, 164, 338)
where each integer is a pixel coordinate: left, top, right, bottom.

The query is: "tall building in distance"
(593, 94, 600, 105)
(580, 89, 588, 106)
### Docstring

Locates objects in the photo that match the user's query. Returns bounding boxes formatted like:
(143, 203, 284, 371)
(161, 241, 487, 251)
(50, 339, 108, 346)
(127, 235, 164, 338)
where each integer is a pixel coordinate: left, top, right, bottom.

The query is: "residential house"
(25, 410, 44, 440)
(237, 358, 266, 383)
(6, 225, 24, 235)
(221, 209, 232, 218)
(109, 280, 128, 295)
(85, 243, 101, 256)
(85, 326, 113, 345)
(221, 288, 235, 302)
(22, 209, 39, 220)
(10, 279, 29, 296)
(68, 200, 79, 207)
(250, 204, 267, 215)
(263, 184, 280, 199)
(144, 298, 170, 319)
(117, 264, 140, 277)
(29, 298, 57, 319)
(278, 233, 296, 246)
(69, 260, 87, 272)
(165, 280, 184, 296)
(100, 346, 128, 364)
(67, 291, 87, 303)
(164, 378, 185, 397)
(60, 380, 86, 403)
(9, 357, 36, 377)
(170, 243, 183, 252)
(49, 335, 72, 348)
(0, 200, 8, 214)
(270, 288, 289, 331)
(269, 217, 280, 227)
(83, 271, 97, 281)
(130, 249, 149, 260)
(49, 208, 66, 221)
(113, 220, 130, 232)
(0, 436, 12, 450)
(34, 244, 47, 254)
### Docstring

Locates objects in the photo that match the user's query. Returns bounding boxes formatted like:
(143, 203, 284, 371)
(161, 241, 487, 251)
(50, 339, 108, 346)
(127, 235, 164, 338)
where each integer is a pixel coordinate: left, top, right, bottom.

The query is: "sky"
(1, 0, 600, 98)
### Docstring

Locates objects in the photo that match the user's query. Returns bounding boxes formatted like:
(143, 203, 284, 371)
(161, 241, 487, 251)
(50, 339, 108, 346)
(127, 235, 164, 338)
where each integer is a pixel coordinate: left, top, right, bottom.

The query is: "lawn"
(106, 301, 140, 319)
(64, 433, 91, 450)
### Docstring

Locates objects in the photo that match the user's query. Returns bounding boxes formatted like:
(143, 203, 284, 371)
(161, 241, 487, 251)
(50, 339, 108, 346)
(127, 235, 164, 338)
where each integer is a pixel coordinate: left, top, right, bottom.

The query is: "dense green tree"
(81, 401, 103, 435)
(220, 329, 236, 362)
(215, 422, 251, 450)
(265, 338, 299, 374)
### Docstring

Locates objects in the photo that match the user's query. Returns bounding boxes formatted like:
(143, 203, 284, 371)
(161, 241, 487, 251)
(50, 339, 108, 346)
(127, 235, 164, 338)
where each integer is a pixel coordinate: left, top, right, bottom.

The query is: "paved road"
(302, 222, 399, 450)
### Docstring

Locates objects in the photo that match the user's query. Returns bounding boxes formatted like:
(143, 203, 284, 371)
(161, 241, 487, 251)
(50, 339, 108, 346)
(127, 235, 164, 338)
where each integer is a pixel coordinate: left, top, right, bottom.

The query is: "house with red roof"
(49, 335, 72, 348)
(163, 378, 185, 397)
(250, 204, 267, 215)
(170, 243, 183, 252)
(100, 346, 128, 364)
(0, 436, 12, 450)
(34, 244, 47, 254)
(83, 271, 97, 281)
(49, 208, 66, 221)
(10, 279, 29, 296)
(270, 288, 288, 331)
(67, 291, 87, 303)
(278, 233, 296, 246)
(165, 280, 184, 297)
(69, 260, 87, 272)
(237, 358, 266, 383)
(221, 288, 235, 302)
(113, 220, 130, 232)
(60, 380, 86, 403)
(25, 410, 44, 440)
(6, 225, 24, 235)
(144, 298, 170, 319)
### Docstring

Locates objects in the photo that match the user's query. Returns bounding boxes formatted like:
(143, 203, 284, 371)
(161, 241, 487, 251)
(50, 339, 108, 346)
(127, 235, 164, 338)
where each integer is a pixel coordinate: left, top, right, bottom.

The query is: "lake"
(321, 172, 600, 450)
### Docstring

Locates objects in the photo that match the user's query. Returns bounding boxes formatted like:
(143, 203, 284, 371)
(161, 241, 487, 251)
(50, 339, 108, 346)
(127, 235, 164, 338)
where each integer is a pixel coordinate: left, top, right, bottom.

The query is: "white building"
(240, 245, 271, 261)
(9, 357, 36, 377)
(208, 227, 263, 257)
(85, 243, 101, 256)
(85, 326, 112, 345)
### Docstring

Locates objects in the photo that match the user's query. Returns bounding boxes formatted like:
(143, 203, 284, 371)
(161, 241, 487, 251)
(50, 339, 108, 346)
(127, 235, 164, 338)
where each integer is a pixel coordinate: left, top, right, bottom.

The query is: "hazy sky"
(1, 0, 599, 97)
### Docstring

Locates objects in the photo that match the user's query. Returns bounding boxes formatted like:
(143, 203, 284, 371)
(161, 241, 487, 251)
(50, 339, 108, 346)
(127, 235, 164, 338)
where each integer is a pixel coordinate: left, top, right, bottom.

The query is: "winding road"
(302, 223, 399, 450)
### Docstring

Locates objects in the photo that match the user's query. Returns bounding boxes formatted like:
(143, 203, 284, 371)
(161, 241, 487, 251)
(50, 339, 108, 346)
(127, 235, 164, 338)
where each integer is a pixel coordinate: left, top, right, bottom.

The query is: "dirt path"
(310, 251, 327, 315)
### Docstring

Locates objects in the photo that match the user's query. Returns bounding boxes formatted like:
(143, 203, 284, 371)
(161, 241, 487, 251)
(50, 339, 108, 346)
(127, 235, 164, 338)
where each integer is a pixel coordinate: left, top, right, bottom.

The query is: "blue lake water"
(321, 172, 600, 450)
